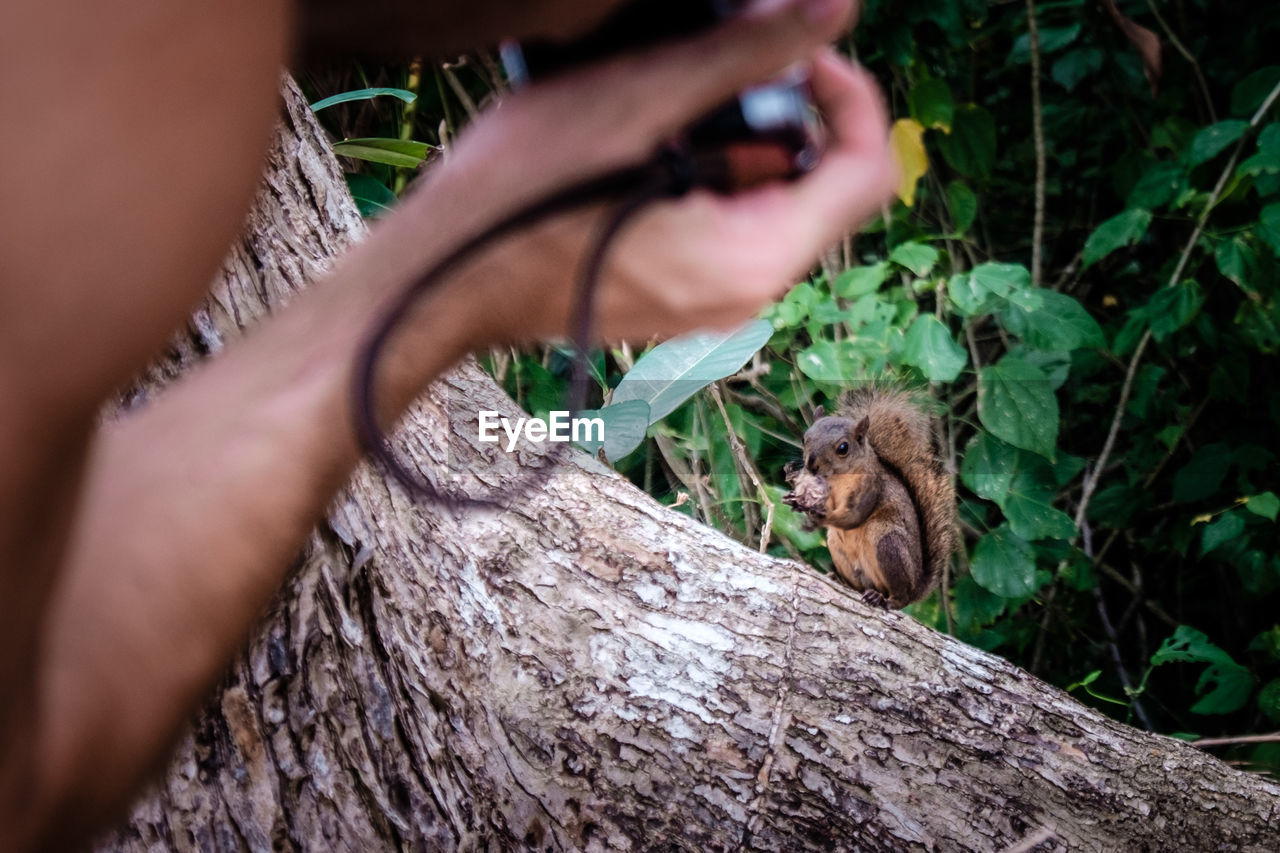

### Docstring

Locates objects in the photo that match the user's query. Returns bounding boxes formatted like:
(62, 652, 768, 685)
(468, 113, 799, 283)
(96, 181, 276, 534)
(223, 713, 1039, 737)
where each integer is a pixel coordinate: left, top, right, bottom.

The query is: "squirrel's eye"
(836, 441, 850, 456)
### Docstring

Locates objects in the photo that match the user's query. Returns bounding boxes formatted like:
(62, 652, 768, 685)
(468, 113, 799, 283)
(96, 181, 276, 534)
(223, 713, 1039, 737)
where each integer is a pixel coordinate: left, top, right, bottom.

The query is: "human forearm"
(31, 177, 489, 843)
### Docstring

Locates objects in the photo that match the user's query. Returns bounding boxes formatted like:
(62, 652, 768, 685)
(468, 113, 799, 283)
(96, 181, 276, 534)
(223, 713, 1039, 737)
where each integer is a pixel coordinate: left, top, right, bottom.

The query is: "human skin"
(0, 0, 896, 849)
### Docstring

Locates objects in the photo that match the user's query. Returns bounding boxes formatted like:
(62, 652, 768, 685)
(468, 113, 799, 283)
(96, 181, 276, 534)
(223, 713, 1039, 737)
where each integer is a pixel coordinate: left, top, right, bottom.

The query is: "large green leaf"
(1187, 120, 1250, 167)
(970, 525, 1038, 598)
(1151, 626, 1254, 715)
(1000, 289, 1105, 351)
(610, 319, 772, 422)
(311, 87, 418, 112)
(1051, 48, 1103, 92)
(937, 104, 996, 180)
(1083, 209, 1151, 267)
(573, 399, 651, 462)
(949, 262, 1029, 316)
(908, 78, 954, 131)
(1003, 466, 1077, 541)
(901, 314, 967, 381)
(834, 262, 889, 299)
(1200, 511, 1245, 556)
(978, 356, 1059, 459)
(888, 241, 940, 277)
(332, 138, 433, 168)
(1246, 491, 1280, 521)
(960, 430, 1017, 502)
(344, 174, 397, 218)
(1145, 281, 1205, 341)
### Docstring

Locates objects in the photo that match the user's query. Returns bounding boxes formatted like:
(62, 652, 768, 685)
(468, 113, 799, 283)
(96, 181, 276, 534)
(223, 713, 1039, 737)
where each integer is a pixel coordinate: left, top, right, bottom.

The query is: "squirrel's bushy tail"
(839, 386, 957, 595)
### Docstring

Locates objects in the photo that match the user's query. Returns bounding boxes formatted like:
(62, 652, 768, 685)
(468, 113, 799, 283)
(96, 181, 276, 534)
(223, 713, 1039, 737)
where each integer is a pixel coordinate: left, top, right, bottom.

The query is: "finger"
(782, 51, 899, 254)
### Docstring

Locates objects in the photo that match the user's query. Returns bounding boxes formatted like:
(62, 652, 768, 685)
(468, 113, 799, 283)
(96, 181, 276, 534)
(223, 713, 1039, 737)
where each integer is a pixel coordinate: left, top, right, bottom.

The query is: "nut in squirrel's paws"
(783, 461, 829, 529)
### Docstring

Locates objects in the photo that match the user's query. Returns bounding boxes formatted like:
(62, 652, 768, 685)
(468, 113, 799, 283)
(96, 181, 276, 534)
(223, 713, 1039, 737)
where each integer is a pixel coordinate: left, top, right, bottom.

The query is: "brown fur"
(784, 387, 956, 608)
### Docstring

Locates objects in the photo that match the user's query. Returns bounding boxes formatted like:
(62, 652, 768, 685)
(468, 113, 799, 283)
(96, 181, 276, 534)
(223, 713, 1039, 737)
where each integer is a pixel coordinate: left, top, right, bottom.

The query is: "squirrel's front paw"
(861, 589, 889, 610)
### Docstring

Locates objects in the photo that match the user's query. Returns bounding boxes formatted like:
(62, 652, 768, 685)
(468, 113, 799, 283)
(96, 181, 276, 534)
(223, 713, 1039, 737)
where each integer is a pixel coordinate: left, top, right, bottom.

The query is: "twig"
(441, 59, 479, 120)
(654, 433, 713, 524)
(1191, 732, 1280, 749)
(1141, 0, 1216, 122)
(710, 384, 776, 552)
(1025, 0, 1047, 287)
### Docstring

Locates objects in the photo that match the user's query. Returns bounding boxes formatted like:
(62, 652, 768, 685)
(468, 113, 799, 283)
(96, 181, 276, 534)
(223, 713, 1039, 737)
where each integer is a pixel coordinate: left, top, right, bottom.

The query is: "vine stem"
(1025, 0, 1047, 287)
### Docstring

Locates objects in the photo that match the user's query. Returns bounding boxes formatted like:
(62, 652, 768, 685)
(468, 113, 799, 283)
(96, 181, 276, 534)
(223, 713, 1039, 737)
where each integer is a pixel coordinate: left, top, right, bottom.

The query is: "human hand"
(389, 0, 897, 347)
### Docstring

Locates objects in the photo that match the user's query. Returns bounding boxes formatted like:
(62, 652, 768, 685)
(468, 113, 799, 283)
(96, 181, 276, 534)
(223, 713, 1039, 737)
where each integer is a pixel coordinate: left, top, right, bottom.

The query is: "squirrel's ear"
(813, 404, 825, 421)
(852, 415, 871, 444)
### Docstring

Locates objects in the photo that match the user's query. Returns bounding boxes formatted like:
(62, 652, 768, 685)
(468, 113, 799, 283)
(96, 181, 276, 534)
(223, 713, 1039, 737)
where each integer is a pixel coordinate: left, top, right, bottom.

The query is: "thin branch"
(1192, 732, 1280, 749)
(710, 384, 776, 553)
(1025, 0, 1047, 286)
(1141, 0, 1216, 122)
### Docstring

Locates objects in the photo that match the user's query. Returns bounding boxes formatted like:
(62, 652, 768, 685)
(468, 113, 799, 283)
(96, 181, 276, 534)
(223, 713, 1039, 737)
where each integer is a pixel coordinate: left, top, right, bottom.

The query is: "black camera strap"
(352, 146, 699, 510)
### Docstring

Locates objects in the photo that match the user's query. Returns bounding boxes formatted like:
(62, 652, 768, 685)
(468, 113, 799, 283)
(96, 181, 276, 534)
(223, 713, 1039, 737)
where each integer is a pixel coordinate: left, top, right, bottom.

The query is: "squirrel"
(783, 388, 956, 609)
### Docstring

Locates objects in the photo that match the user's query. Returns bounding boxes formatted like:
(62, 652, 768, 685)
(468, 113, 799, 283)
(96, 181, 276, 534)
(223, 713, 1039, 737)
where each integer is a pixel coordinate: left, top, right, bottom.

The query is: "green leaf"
(1051, 47, 1103, 92)
(937, 104, 997, 180)
(1127, 161, 1185, 209)
(1083, 209, 1151, 267)
(1192, 662, 1254, 715)
(1010, 24, 1081, 64)
(888, 241, 940, 277)
(1238, 126, 1280, 177)
(1004, 466, 1077, 541)
(1151, 629, 1252, 715)
(573, 399, 651, 462)
(908, 78, 954, 131)
(946, 181, 978, 233)
(610, 319, 773, 422)
(978, 356, 1059, 459)
(332, 138, 433, 168)
(1000, 289, 1105, 351)
(1231, 67, 1280, 117)
(344, 174, 397, 218)
(970, 525, 1038, 598)
(311, 87, 418, 112)
(901, 315, 967, 381)
(1200, 511, 1245, 556)
(834, 262, 889, 298)
(960, 430, 1018, 502)
(1146, 281, 1205, 341)
(1152, 626, 1234, 666)
(1246, 492, 1280, 521)
(1187, 120, 1250, 167)
(950, 575, 1006, 630)
(1260, 679, 1280, 724)
(1260, 203, 1280, 254)
(1173, 443, 1231, 504)
(949, 262, 1029, 316)
(1215, 237, 1260, 291)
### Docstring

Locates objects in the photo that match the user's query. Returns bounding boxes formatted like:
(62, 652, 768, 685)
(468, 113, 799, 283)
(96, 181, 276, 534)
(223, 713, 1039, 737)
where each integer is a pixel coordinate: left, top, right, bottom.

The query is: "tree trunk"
(94, 78, 1280, 853)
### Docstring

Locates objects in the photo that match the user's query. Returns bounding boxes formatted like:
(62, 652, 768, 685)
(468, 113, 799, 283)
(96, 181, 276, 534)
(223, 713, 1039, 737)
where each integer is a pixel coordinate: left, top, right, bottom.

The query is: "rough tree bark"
(94, 78, 1280, 853)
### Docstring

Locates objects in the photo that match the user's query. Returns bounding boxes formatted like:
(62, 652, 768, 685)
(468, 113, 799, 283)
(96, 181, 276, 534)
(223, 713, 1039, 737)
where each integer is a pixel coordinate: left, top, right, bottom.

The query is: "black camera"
(500, 0, 822, 192)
